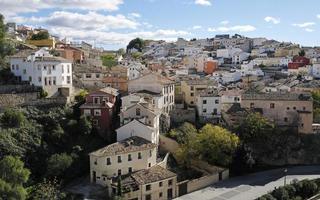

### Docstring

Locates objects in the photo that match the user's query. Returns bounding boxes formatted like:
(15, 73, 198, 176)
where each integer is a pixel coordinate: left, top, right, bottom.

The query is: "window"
(159, 182, 163, 187)
(23, 69, 26, 74)
(146, 184, 151, 191)
(287, 107, 290, 110)
(293, 107, 296, 110)
(94, 109, 101, 116)
(213, 108, 217, 115)
(11, 65, 15, 70)
(301, 123, 304, 127)
(52, 65, 55, 70)
(284, 117, 288, 122)
(84, 109, 91, 116)
(67, 65, 70, 73)
(94, 97, 100, 104)
(94, 159, 97, 165)
(96, 73, 100, 78)
(190, 92, 194, 97)
(203, 100, 207, 104)
(168, 179, 173, 186)
(145, 194, 151, 200)
(203, 109, 207, 113)
(62, 66, 64, 73)
(29, 76, 32, 82)
(159, 192, 163, 198)
(53, 77, 56, 85)
(138, 152, 142, 159)
(118, 169, 121, 176)
(43, 65, 47, 70)
(149, 150, 152, 157)
(250, 103, 254, 108)
(128, 154, 132, 161)
(270, 103, 275, 109)
(168, 188, 173, 199)
(190, 86, 194, 91)
(148, 163, 151, 168)
(16, 64, 19, 70)
(86, 74, 92, 78)
(190, 101, 194, 105)
(117, 156, 122, 163)
(215, 99, 219, 104)
(128, 167, 132, 173)
(303, 107, 306, 111)
(67, 76, 71, 84)
(38, 77, 42, 83)
(106, 158, 111, 165)
(136, 108, 141, 116)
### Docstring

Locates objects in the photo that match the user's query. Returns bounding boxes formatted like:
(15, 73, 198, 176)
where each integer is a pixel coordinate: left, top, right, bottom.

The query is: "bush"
(47, 153, 73, 177)
(0, 108, 26, 128)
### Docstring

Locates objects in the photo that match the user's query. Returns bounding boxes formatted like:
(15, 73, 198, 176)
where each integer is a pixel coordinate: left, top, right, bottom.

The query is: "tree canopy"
(101, 54, 118, 69)
(126, 38, 144, 52)
(30, 31, 49, 40)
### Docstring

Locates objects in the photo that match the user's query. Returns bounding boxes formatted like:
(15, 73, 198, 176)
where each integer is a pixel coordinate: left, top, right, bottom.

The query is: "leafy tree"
(1, 108, 26, 128)
(46, 153, 73, 177)
(101, 54, 117, 68)
(237, 112, 274, 142)
(196, 125, 239, 167)
(126, 38, 144, 52)
(31, 31, 49, 40)
(0, 156, 30, 200)
(117, 48, 125, 56)
(75, 89, 88, 103)
(257, 194, 277, 200)
(27, 178, 66, 200)
(77, 115, 92, 135)
(167, 122, 197, 145)
(294, 179, 318, 199)
(131, 52, 142, 60)
(271, 187, 290, 200)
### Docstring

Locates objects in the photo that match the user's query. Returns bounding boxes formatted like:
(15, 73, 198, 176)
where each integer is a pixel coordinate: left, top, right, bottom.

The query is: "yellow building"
(241, 92, 313, 134)
(181, 78, 217, 106)
(26, 38, 56, 49)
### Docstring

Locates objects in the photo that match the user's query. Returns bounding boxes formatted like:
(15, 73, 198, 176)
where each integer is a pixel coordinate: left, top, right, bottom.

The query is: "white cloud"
(194, 0, 211, 6)
(264, 16, 280, 24)
(0, 0, 123, 16)
(49, 27, 190, 46)
(317, 14, 320, 19)
(220, 20, 230, 25)
(12, 11, 139, 30)
(129, 13, 141, 18)
(192, 25, 202, 30)
(305, 28, 314, 32)
(208, 25, 256, 33)
(292, 22, 315, 28)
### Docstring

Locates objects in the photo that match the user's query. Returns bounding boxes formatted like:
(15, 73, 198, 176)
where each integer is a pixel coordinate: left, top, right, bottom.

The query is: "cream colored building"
(241, 92, 313, 134)
(181, 78, 217, 107)
(89, 136, 157, 186)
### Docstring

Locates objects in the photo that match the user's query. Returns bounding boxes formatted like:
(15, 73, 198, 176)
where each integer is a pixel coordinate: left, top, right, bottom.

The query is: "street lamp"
(284, 168, 288, 186)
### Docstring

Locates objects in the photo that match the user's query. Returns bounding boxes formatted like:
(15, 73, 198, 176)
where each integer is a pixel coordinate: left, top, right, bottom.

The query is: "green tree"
(167, 122, 197, 145)
(78, 115, 92, 135)
(1, 108, 26, 128)
(47, 153, 73, 177)
(0, 156, 30, 200)
(196, 125, 240, 167)
(31, 31, 49, 40)
(131, 52, 142, 60)
(27, 178, 66, 200)
(237, 112, 274, 142)
(117, 48, 126, 56)
(126, 38, 144, 52)
(101, 54, 117, 68)
(271, 187, 290, 200)
(75, 89, 88, 103)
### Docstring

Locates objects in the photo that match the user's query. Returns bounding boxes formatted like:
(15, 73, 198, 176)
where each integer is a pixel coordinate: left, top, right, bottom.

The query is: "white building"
(127, 62, 148, 80)
(239, 62, 264, 77)
(219, 89, 242, 104)
(128, 73, 175, 113)
(10, 48, 72, 97)
(216, 48, 242, 59)
(232, 52, 250, 64)
(211, 71, 242, 84)
(310, 63, 320, 79)
(196, 89, 221, 122)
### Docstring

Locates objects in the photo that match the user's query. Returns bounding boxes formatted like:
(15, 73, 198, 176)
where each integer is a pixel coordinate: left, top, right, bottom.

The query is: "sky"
(1, 0, 320, 50)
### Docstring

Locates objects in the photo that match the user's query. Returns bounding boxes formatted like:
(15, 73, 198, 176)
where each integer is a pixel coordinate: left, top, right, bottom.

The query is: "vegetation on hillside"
(126, 38, 144, 52)
(30, 31, 49, 40)
(0, 107, 106, 199)
(101, 54, 118, 69)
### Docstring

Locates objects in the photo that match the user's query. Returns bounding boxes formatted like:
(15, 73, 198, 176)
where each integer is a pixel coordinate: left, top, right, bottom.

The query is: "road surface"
(175, 166, 320, 200)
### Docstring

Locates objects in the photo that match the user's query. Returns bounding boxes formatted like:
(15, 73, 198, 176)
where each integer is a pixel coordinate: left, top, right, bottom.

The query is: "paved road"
(175, 166, 320, 200)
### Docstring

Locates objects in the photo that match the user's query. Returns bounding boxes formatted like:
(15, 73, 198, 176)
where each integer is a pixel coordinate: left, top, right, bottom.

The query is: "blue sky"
(1, 0, 320, 49)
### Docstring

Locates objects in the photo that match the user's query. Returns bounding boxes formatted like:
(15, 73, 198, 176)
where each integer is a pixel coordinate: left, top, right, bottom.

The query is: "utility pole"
(284, 168, 288, 186)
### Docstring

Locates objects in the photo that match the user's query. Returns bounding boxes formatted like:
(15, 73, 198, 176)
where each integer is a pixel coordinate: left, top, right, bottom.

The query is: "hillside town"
(2, 11, 320, 200)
